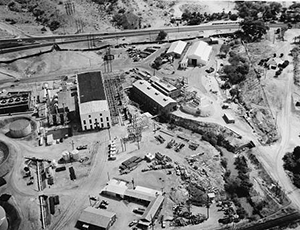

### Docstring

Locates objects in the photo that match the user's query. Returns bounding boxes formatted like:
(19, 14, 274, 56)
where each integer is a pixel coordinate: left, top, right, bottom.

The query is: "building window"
(101, 118, 103, 122)
(83, 120, 86, 125)
(100, 113, 102, 116)
(89, 119, 92, 124)
(90, 125, 93, 129)
(101, 123, 104, 128)
(84, 126, 87, 130)
(89, 115, 91, 118)
(107, 122, 110, 127)
(106, 117, 109, 121)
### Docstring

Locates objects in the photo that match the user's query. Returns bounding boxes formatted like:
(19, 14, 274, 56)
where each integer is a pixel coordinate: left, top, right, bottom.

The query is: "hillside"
(0, 0, 234, 37)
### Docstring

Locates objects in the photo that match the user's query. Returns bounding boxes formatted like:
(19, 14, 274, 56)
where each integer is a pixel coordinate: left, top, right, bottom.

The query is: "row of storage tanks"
(61, 149, 79, 162)
(0, 96, 28, 105)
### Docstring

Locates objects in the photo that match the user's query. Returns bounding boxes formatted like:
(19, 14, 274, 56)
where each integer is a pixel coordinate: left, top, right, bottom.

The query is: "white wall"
(80, 110, 111, 131)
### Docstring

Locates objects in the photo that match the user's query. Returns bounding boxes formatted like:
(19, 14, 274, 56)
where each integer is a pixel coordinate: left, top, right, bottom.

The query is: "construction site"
(1, 1, 300, 230)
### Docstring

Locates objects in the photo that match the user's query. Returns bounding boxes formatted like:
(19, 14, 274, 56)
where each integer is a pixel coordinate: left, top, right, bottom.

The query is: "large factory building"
(77, 71, 111, 131)
(132, 80, 177, 115)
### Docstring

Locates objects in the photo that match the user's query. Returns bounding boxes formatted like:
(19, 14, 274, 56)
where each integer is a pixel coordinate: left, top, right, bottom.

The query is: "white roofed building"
(187, 40, 212, 66)
(77, 71, 111, 131)
(132, 80, 177, 115)
(166, 40, 187, 58)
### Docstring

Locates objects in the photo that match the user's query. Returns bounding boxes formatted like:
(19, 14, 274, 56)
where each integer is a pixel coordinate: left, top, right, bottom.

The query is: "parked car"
(205, 67, 215, 73)
(128, 220, 138, 227)
(76, 145, 87, 150)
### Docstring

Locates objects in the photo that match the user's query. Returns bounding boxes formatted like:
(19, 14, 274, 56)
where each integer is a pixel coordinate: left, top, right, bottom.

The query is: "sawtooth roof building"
(77, 71, 111, 131)
(132, 80, 177, 115)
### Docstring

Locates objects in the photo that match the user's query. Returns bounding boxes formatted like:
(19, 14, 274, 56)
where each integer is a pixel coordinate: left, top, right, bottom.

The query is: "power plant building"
(77, 71, 111, 131)
(132, 80, 177, 115)
(149, 76, 181, 99)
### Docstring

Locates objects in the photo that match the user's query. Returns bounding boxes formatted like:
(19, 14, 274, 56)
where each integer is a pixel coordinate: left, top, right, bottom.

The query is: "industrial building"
(149, 76, 181, 99)
(100, 179, 164, 229)
(77, 207, 116, 230)
(0, 206, 8, 230)
(132, 80, 177, 115)
(166, 40, 187, 58)
(77, 71, 111, 131)
(0, 91, 31, 114)
(184, 40, 212, 66)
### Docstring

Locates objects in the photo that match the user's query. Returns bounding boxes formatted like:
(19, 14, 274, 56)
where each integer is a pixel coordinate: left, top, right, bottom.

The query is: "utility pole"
(71, 140, 74, 150)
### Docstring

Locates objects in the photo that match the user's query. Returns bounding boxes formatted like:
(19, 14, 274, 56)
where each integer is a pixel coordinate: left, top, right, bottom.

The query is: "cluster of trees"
(240, 19, 268, 42)
(112, 12, 141, 29)
(179, 10, 238, 26)
(202, 132, 236, 152)
(235, 1, 282, 21)
(283, 146, 300, 188)
(186, 183, 208, 206)
(222, 51, 249, 85)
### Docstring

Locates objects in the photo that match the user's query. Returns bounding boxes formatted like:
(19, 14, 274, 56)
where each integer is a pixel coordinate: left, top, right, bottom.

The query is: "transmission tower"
(103, 46, 114, 73)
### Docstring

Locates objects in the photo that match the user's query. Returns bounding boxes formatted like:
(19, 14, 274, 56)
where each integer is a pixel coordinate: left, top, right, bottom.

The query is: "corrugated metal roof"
(132, 80, 176, 108)
(77, 71, 106, 104)
(79, 100, 109, 115)
(101, 184, 127, 196)
(124, 189, 156, 202)
(141, 195, 164, 222)
(78, 207, 116, 228)
(187, 41, 212, 62)
(167, 40, 187, 55)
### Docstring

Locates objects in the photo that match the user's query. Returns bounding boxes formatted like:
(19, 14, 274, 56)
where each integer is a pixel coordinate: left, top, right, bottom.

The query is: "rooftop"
(78, 207, 116, 228)
(141, 195, 165, 222)
(77, 71, 106, 104)
(124, 188, 157, 202)
(79, 100, 109, 115)
(167, 40, 187, 55)
(132, 80, 176, 108)
(150, 76, 177, 93)
(187, 40, 212, 62)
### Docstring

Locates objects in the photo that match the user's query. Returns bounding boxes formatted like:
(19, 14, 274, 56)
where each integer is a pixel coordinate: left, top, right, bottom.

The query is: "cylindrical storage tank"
(0, 206, 8, 230)
(9, 119, 32, 138)
(70, 150, 79, 160)
(62, 151, 70, 161)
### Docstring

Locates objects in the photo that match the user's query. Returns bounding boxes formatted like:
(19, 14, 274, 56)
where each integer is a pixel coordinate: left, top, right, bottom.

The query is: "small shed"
(166, 40, 187, 58)
(223, 113, 235, 124)
(46, 134, 54, 146)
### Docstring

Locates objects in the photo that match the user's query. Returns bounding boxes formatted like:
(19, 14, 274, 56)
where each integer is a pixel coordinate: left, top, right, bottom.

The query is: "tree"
(229, 14, 238, 21)
(293, 146, 300, 159)
(240, 19, 267, 42)
(157, 30, 167, 41)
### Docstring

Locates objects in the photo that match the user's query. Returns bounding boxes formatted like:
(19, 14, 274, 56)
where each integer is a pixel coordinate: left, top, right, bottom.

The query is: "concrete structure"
(0, 91, 31, 114)
(166, 40, 187, 58)
(132, 80, 177, 115)
(77, 207, 116, 230)
(223, 113, 235, 124)
(140, 195, 164, 226)
(149, 76, 181, 99)
(9, 119, 31, 138)
(77, 71, 111, 131)
(0, 206, 8, 230)
(187, 41, 212, 66)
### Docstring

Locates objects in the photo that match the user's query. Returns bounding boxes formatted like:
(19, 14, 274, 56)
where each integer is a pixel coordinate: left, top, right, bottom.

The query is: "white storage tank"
(9, 119, 32, 138)
(70, 149, 79, 160)
(62, 150, 70, 161)
(0, 206, 8, 230)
